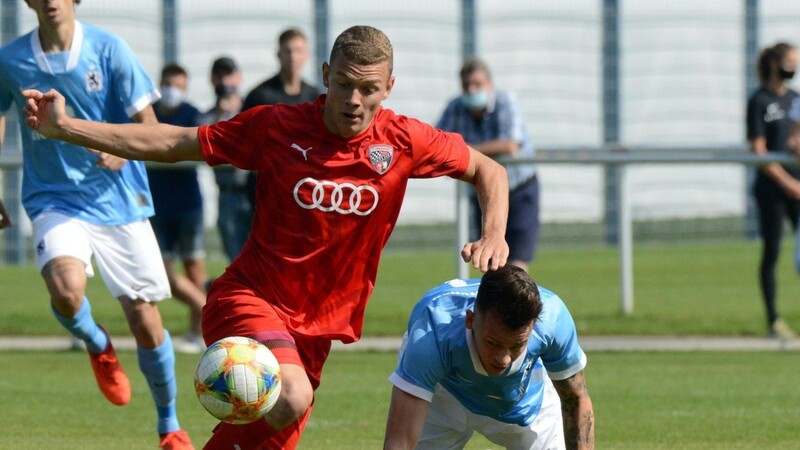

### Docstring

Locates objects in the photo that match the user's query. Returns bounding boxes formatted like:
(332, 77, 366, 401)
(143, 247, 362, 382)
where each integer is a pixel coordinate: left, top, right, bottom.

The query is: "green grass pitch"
(1, 240, 800, 448)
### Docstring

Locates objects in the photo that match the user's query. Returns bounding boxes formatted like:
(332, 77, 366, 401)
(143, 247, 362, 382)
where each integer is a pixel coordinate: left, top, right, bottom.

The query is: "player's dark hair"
(460, 57, 492, 82)
(475, 265, 541, 330)
(160, 62, 188, 81)
(329, 25, 393, 75)
(757, 42, 795, 85)
(278, 27, 307, 47)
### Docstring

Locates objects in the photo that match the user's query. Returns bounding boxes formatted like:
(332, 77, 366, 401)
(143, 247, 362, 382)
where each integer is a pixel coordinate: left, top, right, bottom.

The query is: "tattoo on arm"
(553, 371, 595, 449)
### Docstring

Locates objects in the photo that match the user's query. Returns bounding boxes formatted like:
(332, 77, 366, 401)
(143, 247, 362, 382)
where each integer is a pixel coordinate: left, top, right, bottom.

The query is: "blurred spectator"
(242, 27, 320, 207)
(437, 57, 539, 272)
(243, 27, 320, 110)
(148, 63, 207, 353)
(198, 56, 252, 262)
(747, 42, 800, 339)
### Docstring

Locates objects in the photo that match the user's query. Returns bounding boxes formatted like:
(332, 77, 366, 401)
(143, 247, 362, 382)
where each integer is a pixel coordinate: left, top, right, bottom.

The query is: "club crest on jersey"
(85, 70, 103, 92)
(369, 144, 393, 175)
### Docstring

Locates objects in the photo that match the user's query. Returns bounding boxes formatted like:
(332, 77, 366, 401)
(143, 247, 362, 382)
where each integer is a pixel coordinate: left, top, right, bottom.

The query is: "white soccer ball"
(194, 336, 282, 424)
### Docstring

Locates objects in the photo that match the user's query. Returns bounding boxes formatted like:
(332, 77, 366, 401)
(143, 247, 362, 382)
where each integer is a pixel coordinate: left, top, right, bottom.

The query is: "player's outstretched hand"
(22, 89, 67, 139)
(0, 199, 11, 230)
(461, 234, 508, 272)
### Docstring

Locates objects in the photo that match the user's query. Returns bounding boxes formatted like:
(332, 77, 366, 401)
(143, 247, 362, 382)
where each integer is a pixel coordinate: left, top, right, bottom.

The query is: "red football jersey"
(198, 95, 470, 342)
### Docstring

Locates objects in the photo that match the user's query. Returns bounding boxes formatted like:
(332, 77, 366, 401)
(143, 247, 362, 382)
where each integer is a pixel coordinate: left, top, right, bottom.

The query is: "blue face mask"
(461, 90, 488, 111)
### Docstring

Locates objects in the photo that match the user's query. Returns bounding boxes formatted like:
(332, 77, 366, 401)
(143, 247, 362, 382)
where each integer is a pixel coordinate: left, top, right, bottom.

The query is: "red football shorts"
(202, 273, 332, 389)
(201, 274, 333, 449)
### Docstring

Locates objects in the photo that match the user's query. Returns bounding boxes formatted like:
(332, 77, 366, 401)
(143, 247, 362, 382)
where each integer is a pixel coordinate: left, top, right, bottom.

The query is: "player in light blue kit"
(384, 265, 595, 450)
(0, 1, 193, 449)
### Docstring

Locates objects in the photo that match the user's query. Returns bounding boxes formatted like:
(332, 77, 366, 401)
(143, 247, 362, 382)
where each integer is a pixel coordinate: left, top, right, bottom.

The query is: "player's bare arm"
(22, 88, 203, 163)
(0, 199, 11, 230)
(471, 139, 519, 157)
(0, 116, 9, 229)
(553, 370, 595, 450)
(383, 387, 430, 450)
(459, 146, 509, 272)
(89, 105, 160, 171)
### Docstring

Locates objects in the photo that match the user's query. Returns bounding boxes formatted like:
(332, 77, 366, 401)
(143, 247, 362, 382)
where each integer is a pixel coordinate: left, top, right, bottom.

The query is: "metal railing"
(455, 144, 799, 316)
(4, 144, 800, 316)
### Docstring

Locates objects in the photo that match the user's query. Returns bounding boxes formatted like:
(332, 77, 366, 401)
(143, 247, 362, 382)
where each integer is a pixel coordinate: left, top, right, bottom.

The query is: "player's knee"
(42, 257, 87, 310)
(268, 372, 313, 430)
(119, 299, 165, 348)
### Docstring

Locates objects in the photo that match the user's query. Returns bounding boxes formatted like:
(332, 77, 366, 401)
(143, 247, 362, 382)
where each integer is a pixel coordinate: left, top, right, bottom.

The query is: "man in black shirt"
(243, 27, 319, 110)
(242, 28, 320, 206)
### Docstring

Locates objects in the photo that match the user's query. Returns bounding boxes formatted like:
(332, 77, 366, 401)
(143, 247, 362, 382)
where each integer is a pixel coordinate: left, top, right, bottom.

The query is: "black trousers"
(754, 175, 800, 325)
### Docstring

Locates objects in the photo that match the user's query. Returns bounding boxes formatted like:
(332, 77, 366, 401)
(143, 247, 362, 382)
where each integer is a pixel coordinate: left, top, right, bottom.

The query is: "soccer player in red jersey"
(22, 25, 510, 450)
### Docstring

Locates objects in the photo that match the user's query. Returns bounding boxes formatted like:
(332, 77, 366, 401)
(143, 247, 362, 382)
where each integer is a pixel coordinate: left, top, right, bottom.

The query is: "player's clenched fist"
(22, 88, 67, 138)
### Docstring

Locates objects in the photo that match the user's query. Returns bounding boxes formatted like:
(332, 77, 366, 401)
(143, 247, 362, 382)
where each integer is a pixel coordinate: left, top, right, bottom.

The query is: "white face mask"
(461, 90, 488, 111)
(159, 86, 185, 109)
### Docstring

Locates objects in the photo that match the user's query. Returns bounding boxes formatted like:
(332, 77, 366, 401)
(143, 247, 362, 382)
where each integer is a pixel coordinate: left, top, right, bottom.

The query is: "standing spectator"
(0, 0, 194, 448)
(747, 41, 800, 339)
(148, 63, 206, 353)
(242, 27, 321, 207)
(22, 25, 510, 450)
(198, 56, 252, 262)
(437, 57, 539, 272)
(243, 27, 320, 110)
(384, 266, 595, 449)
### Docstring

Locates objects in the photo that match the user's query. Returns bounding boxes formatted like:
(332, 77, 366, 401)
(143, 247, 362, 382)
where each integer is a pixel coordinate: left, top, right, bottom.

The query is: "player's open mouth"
(342, 112, 360, 123)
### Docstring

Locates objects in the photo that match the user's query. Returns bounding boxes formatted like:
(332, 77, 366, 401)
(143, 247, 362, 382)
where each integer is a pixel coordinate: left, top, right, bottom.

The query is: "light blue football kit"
(0, 21, 183, 437)
(0, 20, 159, 225)
(389, 278, 587, 427)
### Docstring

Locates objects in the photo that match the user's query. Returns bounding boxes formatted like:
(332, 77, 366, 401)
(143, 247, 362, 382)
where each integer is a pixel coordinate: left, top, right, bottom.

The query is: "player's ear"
(382, 75, 395, 100)
(321, 62, 330, 88)
(465, 309, 475, 330)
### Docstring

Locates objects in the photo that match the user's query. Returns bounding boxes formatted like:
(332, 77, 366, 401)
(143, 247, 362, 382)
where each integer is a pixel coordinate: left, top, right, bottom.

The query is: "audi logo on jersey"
(293, 177, 379, 216)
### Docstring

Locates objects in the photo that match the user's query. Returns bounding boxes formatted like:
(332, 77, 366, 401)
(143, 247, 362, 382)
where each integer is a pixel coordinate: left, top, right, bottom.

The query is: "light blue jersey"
(0, 21, 160, 225)
(389, 278, 587, 426)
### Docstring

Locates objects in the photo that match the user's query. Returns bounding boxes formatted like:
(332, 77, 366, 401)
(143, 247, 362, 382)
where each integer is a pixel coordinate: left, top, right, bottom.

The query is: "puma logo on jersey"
(291, 143, 312, 160)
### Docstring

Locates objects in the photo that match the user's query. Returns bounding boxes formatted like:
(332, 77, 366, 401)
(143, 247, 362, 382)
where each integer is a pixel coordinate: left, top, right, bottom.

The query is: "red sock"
(203, 405, 312, 450)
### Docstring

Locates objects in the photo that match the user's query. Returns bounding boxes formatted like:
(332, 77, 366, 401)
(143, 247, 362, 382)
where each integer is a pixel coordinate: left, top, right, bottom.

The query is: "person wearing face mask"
(747, 42, 800, 339)
(147, 63, 207, 354)
(198, 56, 253, 263)
(438, 57, 539, 272)
(747, 42, 800, 340)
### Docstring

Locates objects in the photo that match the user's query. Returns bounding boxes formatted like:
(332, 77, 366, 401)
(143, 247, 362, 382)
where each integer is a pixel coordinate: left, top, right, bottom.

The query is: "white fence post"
(617, 165, 634, 315)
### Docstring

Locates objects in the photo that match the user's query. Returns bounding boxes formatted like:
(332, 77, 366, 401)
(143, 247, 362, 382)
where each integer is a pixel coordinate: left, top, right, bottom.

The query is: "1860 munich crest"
(368, 144, 393, 175)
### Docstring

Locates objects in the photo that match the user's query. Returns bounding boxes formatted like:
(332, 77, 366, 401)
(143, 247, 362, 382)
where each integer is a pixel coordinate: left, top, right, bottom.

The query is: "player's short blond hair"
(329, 25, 393, 75)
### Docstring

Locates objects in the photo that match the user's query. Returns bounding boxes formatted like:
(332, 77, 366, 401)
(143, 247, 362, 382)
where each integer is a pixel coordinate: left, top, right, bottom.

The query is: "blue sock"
(51, 298, 108, 353)
(138, 330, 180, 435)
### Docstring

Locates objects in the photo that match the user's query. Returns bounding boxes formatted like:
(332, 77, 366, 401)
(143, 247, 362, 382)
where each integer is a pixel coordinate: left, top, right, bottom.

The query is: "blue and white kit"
(389, 278, 587, 427)
(0, 20, 160, 225)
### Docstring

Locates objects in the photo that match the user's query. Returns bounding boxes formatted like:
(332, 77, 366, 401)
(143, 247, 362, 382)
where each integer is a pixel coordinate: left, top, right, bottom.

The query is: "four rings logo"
(293, 177, 379, 216)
